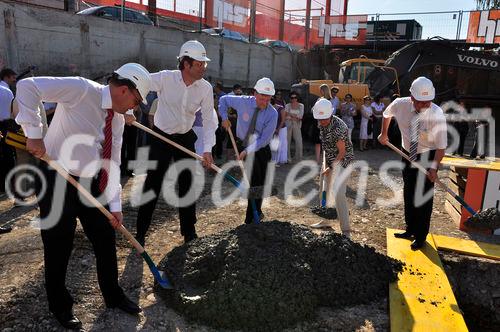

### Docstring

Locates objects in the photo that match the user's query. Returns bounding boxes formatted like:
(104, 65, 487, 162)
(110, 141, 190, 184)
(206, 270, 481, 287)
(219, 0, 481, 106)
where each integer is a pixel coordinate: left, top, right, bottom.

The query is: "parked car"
(77, 6, 154, 26)
(258, 39, 293, 52)
(202, 28, 249, 43)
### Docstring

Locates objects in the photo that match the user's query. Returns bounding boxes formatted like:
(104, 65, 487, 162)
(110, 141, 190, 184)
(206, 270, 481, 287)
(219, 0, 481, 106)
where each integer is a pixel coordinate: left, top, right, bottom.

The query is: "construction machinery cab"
(338, 57, 386, 85)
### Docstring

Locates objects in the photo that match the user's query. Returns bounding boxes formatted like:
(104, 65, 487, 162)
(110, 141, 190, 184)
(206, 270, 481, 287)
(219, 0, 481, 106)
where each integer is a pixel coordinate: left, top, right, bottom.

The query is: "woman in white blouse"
(359, 95, 373, 151)
(285, 92, 304, 162)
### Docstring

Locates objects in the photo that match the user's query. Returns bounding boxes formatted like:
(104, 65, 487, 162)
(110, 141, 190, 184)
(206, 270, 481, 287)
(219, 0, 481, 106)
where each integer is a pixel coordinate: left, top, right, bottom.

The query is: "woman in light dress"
(339, 93, 356, 142)
(359, 95, 373, 151)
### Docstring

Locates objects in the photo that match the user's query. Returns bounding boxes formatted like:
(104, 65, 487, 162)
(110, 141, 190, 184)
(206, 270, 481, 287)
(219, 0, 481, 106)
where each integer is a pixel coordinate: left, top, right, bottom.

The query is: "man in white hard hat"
(219, 77, 278, 224)
(310, 98, 354, 237)
(15, 63, 150, 329)
(136, 40, 218, 245)
(378, 76, 447, 250)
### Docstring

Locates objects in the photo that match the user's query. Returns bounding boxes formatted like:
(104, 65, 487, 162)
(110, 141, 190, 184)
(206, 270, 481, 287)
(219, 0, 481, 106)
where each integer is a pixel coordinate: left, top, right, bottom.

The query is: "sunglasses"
(290, 96, 298, 99)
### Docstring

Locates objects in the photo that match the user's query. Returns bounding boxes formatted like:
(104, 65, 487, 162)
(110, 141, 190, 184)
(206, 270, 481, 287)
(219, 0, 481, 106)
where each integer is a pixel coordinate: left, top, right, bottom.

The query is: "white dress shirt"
(0, 84, 13, 121)
(0, 80, 10, 90)
(383, 97, 447, 153)
(15, 77, 124, 212)
(150, 70, 217, 153)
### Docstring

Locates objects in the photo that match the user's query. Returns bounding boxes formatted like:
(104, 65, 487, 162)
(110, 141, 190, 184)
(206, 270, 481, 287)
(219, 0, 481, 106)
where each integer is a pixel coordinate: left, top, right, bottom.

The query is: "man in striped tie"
(15, 63, 151, 329)
(378, 77, 447, 250)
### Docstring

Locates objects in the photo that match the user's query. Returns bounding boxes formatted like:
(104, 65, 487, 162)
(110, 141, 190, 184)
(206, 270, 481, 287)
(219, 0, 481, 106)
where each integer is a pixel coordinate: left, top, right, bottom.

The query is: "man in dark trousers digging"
(15, 63, 151, 329)
(135, 40, 218, 245)
(378, 77, 447, 250)
(219, 77, 278, 224)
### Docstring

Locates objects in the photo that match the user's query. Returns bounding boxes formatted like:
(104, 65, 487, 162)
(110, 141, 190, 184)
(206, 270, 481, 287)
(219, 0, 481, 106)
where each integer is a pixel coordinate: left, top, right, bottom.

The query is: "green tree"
(476, 0, 500, 9)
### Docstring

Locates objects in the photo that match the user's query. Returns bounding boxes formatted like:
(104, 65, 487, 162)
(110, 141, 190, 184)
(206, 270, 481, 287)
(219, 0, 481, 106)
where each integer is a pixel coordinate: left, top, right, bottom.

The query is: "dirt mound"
(156, 221, 402, 331)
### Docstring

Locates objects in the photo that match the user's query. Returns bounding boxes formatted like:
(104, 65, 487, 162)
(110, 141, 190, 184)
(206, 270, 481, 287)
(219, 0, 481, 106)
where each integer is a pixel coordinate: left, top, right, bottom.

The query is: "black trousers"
(402, 149, 436, 242)
(0, 120, 17, 193)
(237, 141, 272, 224)
(136, 126, 197, 239)
(120, 124, 137, 173)
(36, 162, 124, 314)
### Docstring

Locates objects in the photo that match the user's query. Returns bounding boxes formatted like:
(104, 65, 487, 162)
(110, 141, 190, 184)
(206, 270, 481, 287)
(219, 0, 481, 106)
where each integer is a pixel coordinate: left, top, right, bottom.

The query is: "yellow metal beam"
(432, 234, 500, 261)
(387, 228, 468, 332)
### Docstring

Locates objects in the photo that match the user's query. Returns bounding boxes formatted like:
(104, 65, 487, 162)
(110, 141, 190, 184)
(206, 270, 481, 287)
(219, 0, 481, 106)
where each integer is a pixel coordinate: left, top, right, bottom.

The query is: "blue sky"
(347, 0, 479, 39)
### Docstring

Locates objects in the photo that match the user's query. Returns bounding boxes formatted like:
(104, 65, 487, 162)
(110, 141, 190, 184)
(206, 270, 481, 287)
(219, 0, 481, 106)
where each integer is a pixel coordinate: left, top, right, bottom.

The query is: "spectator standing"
(339, 93, 356, 141)
(371, 95, 385, 148)
(359, 96, 373, 151)
(285, 92, 304, 163)
(330, 86, 340, 114)
(274, 90, 286, 109)
(0, 69, 15, 197)
(271, 96, 287, 165)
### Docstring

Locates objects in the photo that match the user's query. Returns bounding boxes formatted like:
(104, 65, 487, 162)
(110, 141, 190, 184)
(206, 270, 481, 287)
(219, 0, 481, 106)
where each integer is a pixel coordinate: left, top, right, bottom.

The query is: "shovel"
(40, 154, 173, 289)
(385, 142, 479, 220)
(132, 122, 271, 200)
(310, 151, 337, 221)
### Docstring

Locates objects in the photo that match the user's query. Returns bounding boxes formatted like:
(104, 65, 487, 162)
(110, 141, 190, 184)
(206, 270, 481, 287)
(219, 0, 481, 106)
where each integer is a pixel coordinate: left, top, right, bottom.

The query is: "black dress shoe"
(184, 232, 198, 244)
(112, 296, 142, 315)
(0, 226, 12, 234)
(53, 310, 82, 330)
(410, 240, 425, 250)
(394, 231, 413, 239)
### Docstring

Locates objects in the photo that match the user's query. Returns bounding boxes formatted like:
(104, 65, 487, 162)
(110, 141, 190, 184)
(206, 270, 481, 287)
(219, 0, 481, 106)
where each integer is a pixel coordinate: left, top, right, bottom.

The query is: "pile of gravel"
(464, 208, 500, 231)
(157, 221, 403, 331)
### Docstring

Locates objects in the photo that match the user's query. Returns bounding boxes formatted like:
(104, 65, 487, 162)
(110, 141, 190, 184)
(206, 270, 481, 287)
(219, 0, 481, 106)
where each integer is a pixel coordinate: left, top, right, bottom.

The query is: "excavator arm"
(366, 38, 500, 98)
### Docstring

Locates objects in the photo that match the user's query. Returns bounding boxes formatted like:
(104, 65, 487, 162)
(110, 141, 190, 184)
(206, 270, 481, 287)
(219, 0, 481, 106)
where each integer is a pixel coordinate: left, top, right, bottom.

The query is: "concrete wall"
(0, 2, 295, 89)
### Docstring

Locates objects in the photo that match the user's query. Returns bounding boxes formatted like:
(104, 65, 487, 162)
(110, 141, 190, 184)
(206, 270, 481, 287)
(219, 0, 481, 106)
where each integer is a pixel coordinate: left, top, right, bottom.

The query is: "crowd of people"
(0, 37, 491, 330)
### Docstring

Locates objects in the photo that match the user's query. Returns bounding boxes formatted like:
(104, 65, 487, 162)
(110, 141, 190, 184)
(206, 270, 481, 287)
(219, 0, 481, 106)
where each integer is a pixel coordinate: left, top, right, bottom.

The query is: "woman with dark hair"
(285, 92, 304, 162)
(270, 96, 288, 165)
(359, 95, 373, 151)
(339, 93, 356, 141)
(371, 95, 385, 148)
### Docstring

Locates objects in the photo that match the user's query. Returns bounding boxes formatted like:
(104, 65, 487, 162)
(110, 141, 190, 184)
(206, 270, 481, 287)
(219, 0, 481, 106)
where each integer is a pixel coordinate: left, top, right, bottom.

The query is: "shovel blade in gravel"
(310, 206, 338, 220)
(464, 208, 500, 231)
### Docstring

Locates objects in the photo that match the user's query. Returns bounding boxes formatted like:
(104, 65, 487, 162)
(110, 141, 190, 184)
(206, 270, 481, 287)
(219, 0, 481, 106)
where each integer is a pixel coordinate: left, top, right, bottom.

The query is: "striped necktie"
(409, 111, 420, 161)
(99, 109, 114, 193)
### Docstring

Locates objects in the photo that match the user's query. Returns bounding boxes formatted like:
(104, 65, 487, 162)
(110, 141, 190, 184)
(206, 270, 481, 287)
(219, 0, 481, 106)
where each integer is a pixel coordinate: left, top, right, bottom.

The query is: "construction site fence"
(8, 1, 479, 48)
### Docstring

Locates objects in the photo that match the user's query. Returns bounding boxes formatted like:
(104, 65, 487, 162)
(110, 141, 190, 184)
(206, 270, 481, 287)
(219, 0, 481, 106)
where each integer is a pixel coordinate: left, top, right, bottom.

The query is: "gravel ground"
(0, 146, 499, 331)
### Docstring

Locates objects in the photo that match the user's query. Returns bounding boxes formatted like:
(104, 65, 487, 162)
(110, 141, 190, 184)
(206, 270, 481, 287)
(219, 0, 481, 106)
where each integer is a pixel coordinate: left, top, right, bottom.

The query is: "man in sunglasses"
(136, 40, 218, 245)
(15, 63, 152, 329)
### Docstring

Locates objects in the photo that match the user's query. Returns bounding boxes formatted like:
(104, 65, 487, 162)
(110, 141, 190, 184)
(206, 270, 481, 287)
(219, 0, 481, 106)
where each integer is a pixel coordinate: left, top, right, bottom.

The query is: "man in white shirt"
(330, 86, 340, 114)
(0, 73, 15, 223)
(0, 68, 17, 90)
(136, 40, 218, 245)
(15, 63, 151, 329)
(378, 77, 447, 250)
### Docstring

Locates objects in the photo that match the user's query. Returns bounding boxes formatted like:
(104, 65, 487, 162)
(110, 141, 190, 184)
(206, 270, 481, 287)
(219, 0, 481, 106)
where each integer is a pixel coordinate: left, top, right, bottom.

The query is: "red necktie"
(99, 109, 114, 193)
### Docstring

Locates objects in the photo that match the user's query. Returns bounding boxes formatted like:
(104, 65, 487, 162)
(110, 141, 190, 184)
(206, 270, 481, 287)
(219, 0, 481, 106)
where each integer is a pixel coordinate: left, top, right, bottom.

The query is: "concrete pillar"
(3, 9, 19, 71)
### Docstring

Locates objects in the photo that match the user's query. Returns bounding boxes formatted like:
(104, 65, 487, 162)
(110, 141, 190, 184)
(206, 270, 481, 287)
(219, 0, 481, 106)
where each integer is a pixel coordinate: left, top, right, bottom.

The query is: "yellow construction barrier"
(387, 228, 468, 332)
(432, 234, 500, 261)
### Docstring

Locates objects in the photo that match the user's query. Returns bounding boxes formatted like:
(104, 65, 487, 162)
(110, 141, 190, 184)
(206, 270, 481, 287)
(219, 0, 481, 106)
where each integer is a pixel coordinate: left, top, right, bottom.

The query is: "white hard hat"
(312, 98, 333, 120)
(178, 40, 211, 62)
(253, 77, 275, 96)
(114, 63, 152, 104)
(409, 76, 435, 101)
